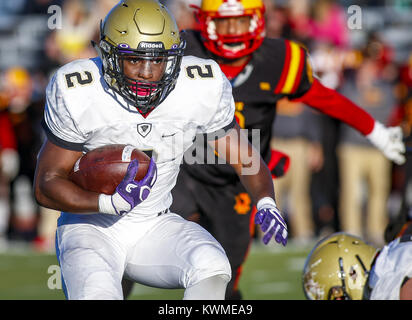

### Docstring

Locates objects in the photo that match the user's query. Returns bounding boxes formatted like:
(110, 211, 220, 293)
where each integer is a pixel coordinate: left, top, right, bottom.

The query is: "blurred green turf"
(0, 242, 312, 300)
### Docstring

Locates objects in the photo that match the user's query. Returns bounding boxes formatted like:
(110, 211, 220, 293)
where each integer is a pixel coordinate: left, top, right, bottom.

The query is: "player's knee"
(187, 243, 232, 287)
(184, 274, 231, 300)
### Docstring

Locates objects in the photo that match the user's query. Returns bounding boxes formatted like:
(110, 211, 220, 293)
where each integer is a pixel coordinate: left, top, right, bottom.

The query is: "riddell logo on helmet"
(219, 0, 244, 14)
(138, 42, 164, 49)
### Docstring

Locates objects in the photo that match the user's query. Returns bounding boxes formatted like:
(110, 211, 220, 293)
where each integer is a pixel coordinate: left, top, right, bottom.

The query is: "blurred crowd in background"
(0, 0, 411, 252)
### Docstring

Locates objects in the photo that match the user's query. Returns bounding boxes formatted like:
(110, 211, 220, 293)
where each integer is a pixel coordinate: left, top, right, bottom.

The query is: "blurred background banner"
(0, 0, 411, 299)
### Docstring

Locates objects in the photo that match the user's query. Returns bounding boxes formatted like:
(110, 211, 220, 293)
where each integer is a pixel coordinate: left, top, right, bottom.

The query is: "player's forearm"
(34, 174, 100, 213)
(237, 157, 276, 205)
(230, 139, 276, 203)
(293, 78, 375, 135)
(215, 122, 277, 204)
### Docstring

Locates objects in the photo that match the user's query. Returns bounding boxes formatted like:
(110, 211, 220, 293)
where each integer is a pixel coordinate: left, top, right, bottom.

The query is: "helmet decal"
(118, 43, 130, 49)
(218, 0, 244, 15)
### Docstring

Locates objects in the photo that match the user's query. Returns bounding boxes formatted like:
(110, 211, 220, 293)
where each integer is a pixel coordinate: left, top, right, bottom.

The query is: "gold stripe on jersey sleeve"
(282, 42, 302, 94)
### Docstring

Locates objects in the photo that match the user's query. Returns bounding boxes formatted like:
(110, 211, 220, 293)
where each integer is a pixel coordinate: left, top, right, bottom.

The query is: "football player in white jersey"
(302, 229, 412, 300)
(33, 0, 288, 300)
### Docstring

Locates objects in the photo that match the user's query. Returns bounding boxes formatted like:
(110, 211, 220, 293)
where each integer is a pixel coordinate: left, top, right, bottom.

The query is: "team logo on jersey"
(137, 123, 152, 137)
(232, 65, 253, 88)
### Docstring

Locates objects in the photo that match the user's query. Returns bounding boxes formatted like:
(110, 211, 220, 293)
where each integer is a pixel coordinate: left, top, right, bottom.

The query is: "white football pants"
(55, 211, 231, 299)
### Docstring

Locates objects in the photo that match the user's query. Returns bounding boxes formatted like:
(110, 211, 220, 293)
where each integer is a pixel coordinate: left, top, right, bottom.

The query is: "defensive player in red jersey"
(167, 0, 406, 300)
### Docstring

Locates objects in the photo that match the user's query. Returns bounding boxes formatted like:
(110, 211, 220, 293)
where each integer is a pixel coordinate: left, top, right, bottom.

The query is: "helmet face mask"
(97, 0, 185, 115)
(302, 232, 378, 300)
(195, 0, 265, 60)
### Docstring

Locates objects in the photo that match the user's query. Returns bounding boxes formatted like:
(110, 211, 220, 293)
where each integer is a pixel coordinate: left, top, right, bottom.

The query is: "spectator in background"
(2, 67, 39, 241)
(162, 0, 200, 30)
(271, 99, 324, 244)
(23, 0, 64, 15)
(0, 85, 19, 250)
(44, 0, 118, 67)
(385, 52, 412, 243)
(337, 35, 399, 246)
(286, 0, 311, 40)
(264, 0, 294, 39)
(306, 0, 349, 48)
(303, 45, 349, 241)
(294, 0, 354, 239)
(289, 0, 349, 48)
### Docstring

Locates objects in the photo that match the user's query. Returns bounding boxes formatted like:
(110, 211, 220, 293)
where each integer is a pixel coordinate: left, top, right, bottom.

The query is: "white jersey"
(368, 238, 412, 300)
(44, 56, 235, 218)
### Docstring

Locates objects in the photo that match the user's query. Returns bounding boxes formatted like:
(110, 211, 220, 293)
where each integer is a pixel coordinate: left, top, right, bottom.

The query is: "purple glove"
(255, 206, 288, 246)
(99, 158, 157, 216)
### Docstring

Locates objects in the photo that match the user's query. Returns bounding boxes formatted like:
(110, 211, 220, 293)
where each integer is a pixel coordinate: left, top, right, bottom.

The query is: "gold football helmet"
(193, 0, 266, 59)
(96, 0, 185, 115)
(302, 232, 378, 300)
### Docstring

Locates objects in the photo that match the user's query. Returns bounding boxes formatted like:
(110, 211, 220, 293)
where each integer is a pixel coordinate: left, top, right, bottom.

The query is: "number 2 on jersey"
(185, 65, 213, 79)
(65, 71, 93, 88)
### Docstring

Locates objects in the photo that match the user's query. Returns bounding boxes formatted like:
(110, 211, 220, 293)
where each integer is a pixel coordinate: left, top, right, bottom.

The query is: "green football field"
(0, 241, 313, 300)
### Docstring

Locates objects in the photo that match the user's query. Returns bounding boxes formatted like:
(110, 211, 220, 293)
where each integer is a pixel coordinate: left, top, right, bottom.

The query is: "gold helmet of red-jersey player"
(193, 0, 266, 59)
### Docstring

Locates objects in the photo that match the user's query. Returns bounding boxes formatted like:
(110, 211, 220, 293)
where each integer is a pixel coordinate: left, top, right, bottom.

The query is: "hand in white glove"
(366, 121, 406, 165)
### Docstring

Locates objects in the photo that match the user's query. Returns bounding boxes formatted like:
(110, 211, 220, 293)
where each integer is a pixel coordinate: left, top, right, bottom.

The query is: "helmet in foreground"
(194, 0, 265, 59)
(96, 0, 185, 115)
(302, 232, 378, 300)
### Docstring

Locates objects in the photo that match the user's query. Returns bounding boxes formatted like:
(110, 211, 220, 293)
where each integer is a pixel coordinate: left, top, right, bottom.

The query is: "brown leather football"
(69, 144, 151, 195)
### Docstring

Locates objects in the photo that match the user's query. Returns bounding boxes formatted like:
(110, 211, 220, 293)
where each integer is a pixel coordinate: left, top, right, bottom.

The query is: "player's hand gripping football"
(367, 121, 406, 165)
(255, 197, 288, 246)
(98, 159, 157, 216)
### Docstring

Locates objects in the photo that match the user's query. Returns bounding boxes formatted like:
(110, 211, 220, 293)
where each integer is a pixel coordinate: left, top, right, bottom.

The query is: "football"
(69, 144, 151, 195)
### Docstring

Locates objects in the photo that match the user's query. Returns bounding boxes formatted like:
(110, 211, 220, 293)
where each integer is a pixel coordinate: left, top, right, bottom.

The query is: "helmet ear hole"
(349, 266, 358, 281)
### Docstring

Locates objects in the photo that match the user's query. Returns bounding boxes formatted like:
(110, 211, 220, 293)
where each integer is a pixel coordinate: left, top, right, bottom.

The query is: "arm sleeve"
(292, 78, 375, 135)
(274, 40, 314, 98)
(43, 72, 87, 151)
(277, 41, 375, 135)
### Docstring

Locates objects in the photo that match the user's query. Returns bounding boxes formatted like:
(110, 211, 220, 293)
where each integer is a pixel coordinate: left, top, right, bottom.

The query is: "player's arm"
(293, 78, 405, 164)
(400, 278, 412, 300)
(34, 139, 157, 216)
(278, 40, 405, 165)
(211, 122, 274, 201)
(34, 139, 99, 213)
(37, 69, 156, 216)
(209, 122, 288, 246)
